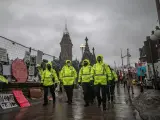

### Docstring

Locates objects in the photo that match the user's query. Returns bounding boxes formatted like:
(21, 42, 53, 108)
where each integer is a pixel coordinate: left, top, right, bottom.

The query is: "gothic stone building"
(81, 37, 96, 66)
(59, 24, 73, 66)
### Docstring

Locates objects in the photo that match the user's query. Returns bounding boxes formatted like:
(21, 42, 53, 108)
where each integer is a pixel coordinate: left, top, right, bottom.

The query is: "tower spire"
(64, 19, 69, 34)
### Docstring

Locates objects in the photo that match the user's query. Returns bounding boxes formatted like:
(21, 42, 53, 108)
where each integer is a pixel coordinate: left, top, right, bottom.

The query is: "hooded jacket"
(91, 55, 112, 85)
(36, 64, 43, 83)
(112, 70, 118, 81)
(60, 60, 77, 85)
(42, 62, 58, 86)
(0, 75, 8, 84)
(78, 59, 93, 83)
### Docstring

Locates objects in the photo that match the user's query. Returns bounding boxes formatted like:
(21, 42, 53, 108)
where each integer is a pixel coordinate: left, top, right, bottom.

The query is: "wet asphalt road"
(0, 85, 142, 120)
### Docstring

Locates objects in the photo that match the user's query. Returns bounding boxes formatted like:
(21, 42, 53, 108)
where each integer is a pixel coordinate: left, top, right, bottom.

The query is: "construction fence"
(0, 36, 57, 63)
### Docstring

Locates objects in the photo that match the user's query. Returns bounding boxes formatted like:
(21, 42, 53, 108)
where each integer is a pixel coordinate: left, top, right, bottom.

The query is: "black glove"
(108, 81, 111, 85)
(78, 82, 81, 86)
(40, 83, 43, 87)
(90, 80, 94, 86)
(55, 83, 57, 88)
(52, 77, 55, 82)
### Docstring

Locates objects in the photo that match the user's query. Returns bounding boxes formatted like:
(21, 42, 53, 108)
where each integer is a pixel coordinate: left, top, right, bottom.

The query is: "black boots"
(103, 104, 106, 111)
(111, 96, 114, 102)
(84, 102, 89, 107)
(43, 103, 48, 106)
(98, 101, 101, 108)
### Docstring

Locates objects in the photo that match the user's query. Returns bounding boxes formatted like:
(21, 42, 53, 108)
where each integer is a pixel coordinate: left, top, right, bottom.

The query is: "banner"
(12, 90, 30, 108)
(28, 66, 35, 76)
(0, 93, 18, 109)
(0, 47, 8, 62)
(12, 59, 28, 82)
(24, 51, 30, 63)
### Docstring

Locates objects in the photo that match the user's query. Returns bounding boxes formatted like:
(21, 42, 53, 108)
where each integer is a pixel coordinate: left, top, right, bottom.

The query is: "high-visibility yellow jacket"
(91, 55, 112, 85)
(78, 59, 93, 83)
(60, 60, 77, 85)
(42, 62, 58, 86)
(38, 68, 43, 77)
(0, 75, 8, 84)
(111, 70, 118, 82)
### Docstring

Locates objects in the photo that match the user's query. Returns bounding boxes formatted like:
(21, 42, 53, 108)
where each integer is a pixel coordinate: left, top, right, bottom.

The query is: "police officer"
(60, 60, 77, 105)
(78, 59, 93, 107)
(107, 66, 118, 102)
(112, 70, 118, 95)
(36, 64, 44, 83)
(42, 62, 58, 106)
(91, 55, 112, 111)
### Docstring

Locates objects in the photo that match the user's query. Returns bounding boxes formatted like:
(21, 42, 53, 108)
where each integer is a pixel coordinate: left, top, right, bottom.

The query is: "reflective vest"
(42, 69, 58, 86)
(92, 63, 112, 85)
(111, 70, 118, 81)
(60, 66, 77, 85)
(78, 66, 92, 83)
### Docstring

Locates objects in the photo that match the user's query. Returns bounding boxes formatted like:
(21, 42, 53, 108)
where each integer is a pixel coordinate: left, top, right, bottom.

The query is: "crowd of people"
(37, 55, 134, 111)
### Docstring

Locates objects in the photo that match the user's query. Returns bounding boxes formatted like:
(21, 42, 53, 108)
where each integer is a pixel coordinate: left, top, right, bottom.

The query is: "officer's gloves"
(78, 82, 82, 86)
(90, 80, 94, 86)
(55, 83, 58, 88)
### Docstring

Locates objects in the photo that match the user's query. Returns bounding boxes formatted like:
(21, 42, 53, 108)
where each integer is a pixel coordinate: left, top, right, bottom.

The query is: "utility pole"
(114, 61, 117, 71)
(121, 48, 131, 70)
(121, 49, 124, 71)
(127, 48, 131, 68)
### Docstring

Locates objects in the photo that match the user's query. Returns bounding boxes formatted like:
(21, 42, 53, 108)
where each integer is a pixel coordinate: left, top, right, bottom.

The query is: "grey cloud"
(0, 0, 158, 66)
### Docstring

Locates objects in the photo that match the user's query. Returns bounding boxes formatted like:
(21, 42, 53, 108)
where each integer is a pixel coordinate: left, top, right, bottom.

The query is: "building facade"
(139, 36, 159, 63)
(81, 37, 96, 66)
(59, 24, 73, 66)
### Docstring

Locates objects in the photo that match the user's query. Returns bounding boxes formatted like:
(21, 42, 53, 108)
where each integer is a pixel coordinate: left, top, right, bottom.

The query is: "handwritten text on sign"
(0, 94, 18, 109)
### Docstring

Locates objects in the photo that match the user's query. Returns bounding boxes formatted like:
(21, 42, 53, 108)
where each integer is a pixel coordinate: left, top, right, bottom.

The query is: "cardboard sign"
(36, 50, 43, 65)
(30, 56, 36, 65)
(24, 51, 30, 63)
(0, 48, 8, 62)
(12, 90, 30, 108)
(28, 66, 35, 76)
(12, 59, 28, 82)
(0, 93, 18, 109)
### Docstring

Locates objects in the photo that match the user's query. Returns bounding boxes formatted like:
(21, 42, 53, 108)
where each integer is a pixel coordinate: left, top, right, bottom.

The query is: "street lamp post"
(80, 44, 85, 59)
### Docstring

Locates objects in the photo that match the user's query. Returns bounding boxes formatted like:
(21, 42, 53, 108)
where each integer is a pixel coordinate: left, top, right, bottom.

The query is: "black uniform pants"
(94, 84, 106, 106)
(64, 85, 73, 103)
(90, 85, 95, 102)
(82, 82, 91, 104)
(106, 80, 115, 101)
(44, 85, 55, 104)
(124, 81, 127, 88)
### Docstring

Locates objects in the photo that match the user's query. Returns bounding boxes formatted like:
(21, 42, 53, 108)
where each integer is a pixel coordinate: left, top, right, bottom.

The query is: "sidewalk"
(133, 90, 160, 120)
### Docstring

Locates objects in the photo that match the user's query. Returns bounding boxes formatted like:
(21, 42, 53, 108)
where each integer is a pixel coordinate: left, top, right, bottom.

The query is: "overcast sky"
(0, 0, 158, 67)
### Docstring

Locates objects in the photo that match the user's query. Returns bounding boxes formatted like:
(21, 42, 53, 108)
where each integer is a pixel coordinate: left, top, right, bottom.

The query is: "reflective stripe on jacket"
(42, 62, 58, 86)
(91, 55, 112, 85)
(60, 60, 77, 85)
(78, 59, 93, 83)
